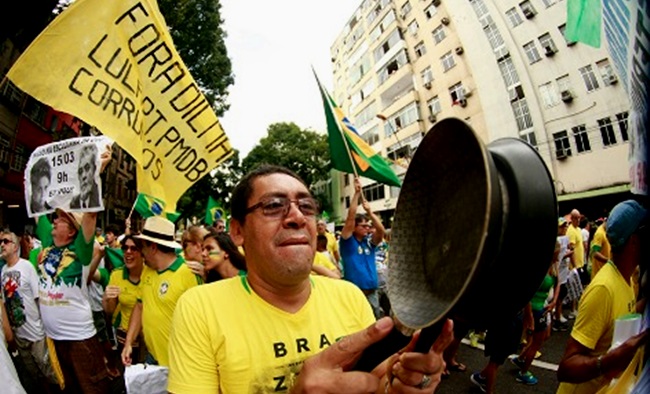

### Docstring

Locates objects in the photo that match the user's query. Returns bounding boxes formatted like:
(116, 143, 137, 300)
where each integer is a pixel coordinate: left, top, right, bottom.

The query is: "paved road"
(437, 321, 573, 393)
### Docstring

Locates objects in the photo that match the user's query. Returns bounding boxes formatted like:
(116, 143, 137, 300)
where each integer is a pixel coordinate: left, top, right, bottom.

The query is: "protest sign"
(7, 0, 233, 212)
(24, 136, 113, 217)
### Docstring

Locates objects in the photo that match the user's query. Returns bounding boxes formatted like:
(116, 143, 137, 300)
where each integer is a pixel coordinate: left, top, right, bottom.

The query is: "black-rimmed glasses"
(246, 197, 319, 218)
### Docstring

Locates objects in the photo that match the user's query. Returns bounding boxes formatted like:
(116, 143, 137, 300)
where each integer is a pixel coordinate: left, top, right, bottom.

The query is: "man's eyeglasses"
(121, 245, 139, 252)
(246, 197, 319, 218)
(0, 239, 14, 245)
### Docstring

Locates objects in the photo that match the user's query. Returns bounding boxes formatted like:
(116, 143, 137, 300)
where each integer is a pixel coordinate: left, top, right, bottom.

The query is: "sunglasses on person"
(246, 197, 319, 218)
(0, 238, 14, 245)
(121, 245, 139, 252)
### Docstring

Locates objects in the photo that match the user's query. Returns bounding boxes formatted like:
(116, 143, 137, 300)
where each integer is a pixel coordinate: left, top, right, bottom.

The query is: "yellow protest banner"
(7, 0, 233, 212)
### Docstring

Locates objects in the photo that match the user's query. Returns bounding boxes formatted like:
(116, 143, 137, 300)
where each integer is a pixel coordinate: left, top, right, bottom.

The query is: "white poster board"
(24, 136, 113, 217)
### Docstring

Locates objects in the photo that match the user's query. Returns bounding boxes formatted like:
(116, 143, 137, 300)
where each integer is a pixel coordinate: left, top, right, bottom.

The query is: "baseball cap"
(558, 217, 568, 227)
(606, 200, 647, 249)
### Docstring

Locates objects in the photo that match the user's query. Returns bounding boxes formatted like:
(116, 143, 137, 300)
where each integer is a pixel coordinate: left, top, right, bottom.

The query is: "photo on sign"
(24, 136, 113, 218)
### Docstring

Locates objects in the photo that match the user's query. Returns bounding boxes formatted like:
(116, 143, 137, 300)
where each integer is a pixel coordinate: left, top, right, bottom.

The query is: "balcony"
(381, 89, 419, 117)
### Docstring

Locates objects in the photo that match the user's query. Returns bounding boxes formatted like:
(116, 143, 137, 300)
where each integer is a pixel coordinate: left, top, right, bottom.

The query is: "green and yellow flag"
(133, 192, 180, 222)
(205, 196, 225, 225)
(314, 73, 401, 187)
(6, 0, 233, 214)
(566, 0, 602, 48)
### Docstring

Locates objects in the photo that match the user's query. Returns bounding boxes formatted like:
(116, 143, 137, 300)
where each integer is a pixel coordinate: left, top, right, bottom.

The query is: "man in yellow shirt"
(317, 219, 340, 264)
(589, 219, 611, 279)
(557, 200, 648, 394)
(121, 217, 201, 367)
(168, 165, 453, 393)
(567, 209, 585, 270)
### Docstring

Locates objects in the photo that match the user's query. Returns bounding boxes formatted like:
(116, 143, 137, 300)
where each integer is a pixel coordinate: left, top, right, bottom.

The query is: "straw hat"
(134, 216, 182, 249)
(55, 208, 83, 231)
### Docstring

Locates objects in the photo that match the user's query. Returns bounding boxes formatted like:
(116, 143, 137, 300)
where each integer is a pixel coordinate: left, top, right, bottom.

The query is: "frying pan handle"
(353, 320, 445, 372)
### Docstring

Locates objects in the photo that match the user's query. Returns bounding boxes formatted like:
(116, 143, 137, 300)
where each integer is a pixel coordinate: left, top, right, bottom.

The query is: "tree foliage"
(242, 122, 331, 188)
(158, 0, 234, 116)
(176, 149, 243, 221)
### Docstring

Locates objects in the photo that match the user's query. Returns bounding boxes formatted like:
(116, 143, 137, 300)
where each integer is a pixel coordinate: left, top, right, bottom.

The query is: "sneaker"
(509, 355, 525, 370)
(567, 310, 577, 320)
(559, 315, 568, 323)
(553, 321, 569, 332)
(470, 372, 487, 393)
(469, 332, 481, 348)
(516, 371, 538, 385)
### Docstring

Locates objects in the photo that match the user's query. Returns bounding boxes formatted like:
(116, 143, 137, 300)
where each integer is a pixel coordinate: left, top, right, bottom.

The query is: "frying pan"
(355, 117, 557, 370)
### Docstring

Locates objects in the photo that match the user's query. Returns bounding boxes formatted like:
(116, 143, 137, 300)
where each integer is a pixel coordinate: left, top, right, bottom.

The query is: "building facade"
(330, 0, 631, 225)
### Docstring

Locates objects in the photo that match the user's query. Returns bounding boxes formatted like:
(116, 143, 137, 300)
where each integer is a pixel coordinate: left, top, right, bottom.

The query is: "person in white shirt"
(1, 231, 56, 390)
(1, 301, 26, 394)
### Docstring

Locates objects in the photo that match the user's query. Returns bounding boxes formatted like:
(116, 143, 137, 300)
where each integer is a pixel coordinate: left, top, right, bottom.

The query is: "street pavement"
(437, 320, 574, 393)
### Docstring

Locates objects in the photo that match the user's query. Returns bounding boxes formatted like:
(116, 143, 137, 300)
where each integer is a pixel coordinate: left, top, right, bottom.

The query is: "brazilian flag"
(133, 192, 180, 222)
(205, 196, 225, 225)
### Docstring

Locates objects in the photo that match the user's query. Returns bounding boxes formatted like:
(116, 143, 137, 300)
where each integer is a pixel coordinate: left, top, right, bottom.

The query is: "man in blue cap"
(557, 199, 648, 393)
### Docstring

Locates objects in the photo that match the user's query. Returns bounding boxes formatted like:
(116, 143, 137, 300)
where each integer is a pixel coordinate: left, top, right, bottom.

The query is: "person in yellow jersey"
(567, 209, 585, 272)
(312, 234, 341, 279)
(168, 164, 453, 393)
(589, 218, 611, 279)
(103, 235, 144, 366)
(121, 216, 202, 367)
(557, 200, 649, 394)
(317, 218, 340, 265)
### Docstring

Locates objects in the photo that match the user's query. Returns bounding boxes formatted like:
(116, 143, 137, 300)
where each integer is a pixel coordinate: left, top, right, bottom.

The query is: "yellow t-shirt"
(108, 267, 141, 332)
(168, 275, 375, 394)
(313, 251, 337, 272)
(589, 224, 611, 279)
(567, 224, 585, 269)
(324, 232, 339, 261)
(556, 263, 636, 394)
(140, 258, 201, 366)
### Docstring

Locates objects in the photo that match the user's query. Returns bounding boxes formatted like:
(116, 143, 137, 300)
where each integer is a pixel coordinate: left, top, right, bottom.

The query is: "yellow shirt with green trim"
(589, 224, 611, 279)
(140, 257, 201, 366)
(108, 267, 141, 332)
(567, 224, 584, 268)
(557, 262, 636, 394)
(168, 275, 375, 394)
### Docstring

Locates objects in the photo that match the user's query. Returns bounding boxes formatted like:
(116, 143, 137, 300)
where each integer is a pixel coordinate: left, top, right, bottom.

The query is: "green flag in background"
(314, 72, 401, 188)
(205, 196, 226, 225)
(133, 192, 181, 222)
(105, 247, 125, 269)
(566, 0, 602, 47)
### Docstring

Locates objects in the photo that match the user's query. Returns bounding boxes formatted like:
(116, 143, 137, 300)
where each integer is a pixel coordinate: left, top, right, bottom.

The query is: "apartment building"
(330, 0, 631, 225)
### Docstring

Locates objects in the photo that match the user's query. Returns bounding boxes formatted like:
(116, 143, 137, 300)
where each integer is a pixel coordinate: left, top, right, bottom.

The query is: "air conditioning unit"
(424, 82, 432, 89)
(463, 87, 472, 98)
(544, 45, 556, 57)
(455, 46, 464, 55)
(432, 0, 441, 6)
(428, 114, 437, 123)
(459, 98, 467, 107)
(441, 17, 450, 25)
(556, 148, 568, 160)
(522, 8, 535, 19)
(561, 90, 573, 103)
(608, 75, 618, 84)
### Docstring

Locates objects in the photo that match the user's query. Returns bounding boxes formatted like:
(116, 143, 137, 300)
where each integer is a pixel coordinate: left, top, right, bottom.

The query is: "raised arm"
(362, 199, 385, 246)
(341, 178, 362, 240)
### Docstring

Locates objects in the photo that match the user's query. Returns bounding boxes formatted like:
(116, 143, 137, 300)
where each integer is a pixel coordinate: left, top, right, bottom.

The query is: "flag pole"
(312, 67, 359, 179)
(127, 197, 137, 221)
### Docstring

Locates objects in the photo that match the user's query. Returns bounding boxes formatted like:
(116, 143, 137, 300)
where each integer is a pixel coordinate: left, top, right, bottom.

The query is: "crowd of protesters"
(0, 159, 648, 393)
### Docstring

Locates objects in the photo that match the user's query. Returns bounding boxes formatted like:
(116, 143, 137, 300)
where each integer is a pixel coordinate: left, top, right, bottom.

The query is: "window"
(470, 0, 489, 18)
(597, 59, 617, 86)
(519, 1, 537, 18)
(408, 20, 419, 36)
(374, 30, 403, 63)
(0, 80, 24, 108)
(400, 1, 412, 18)
(498, 57, 520, 88)
(24, 99, 47, 126)
(370, 10, 397, 41)
(363, 183, 386, 202)
(539, 82, 560, 107)
(362, 126, 380, 146)
(538, 33, 557, 55)
(616, 112, 629, 141)
(579, 64, 600, 92)
(506, 8, 523, 27)
(354, 101, 377, 128)
(0, 135, 10, 165)
(520, 131, 538, 148)
(484, 22, 505, 49)
(558, 24, 577, 45)
(572, 125, 591, 153)
(427, 96, 441, 114)
(557, 74, 571, 92)
(390, 184, 401, 198)
(432, 25, 446, 44)
(512, 99, 533, 131)
(421, 66, 433, 84)
(541, 0, 556, 7)
(441, 51, 456, 72)
(10, 145, 27, 172)
(414, 41, 427, 58)
(345, 196, 350, 208)
(424, 2, 438, 19)
(449, 82, 465, 102)
(598, 117, 617, 146)
(344, 174, 350, 186)
(384, 102, 420, 136)
(553, 131, 572, 157)
(387, 143, 411, 162)
(378, 50, 409, 84)
(523, 41, 542, 64)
